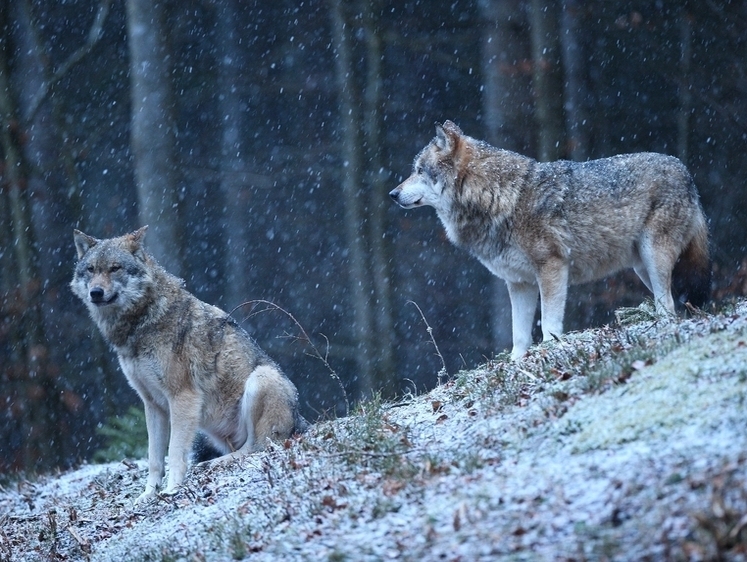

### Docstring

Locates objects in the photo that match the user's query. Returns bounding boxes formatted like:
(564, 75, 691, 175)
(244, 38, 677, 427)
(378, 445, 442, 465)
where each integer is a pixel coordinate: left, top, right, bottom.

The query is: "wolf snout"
(389, 186, 422, 208)
(390, 186, 417, 207)
(90, 286, 116, 305)
(89, 286, 105, 301)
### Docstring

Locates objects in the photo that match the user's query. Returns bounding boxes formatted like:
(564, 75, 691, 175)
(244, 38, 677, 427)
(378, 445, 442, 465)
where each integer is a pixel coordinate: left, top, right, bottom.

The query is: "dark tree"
(126, 0, 183, 275)
(0, 0, 63, 471)
(529, 0, 565, 161)
(479, 0, 533, 351)
(359, 0, 397, 394)
(216, 0, 251, 311)
(560, 0, 590, 161)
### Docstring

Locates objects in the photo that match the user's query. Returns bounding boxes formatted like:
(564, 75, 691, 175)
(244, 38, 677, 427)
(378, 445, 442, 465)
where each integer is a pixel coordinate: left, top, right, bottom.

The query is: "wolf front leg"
(506, 280, 539, 360)
(135, 399, 169, 504)
(164, 390, 202, 495)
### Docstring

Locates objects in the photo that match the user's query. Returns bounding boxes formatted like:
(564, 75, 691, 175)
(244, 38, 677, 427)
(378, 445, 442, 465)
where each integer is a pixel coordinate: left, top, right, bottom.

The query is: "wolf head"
(389, 120, 464, 212)
(71, 226, 154, 320)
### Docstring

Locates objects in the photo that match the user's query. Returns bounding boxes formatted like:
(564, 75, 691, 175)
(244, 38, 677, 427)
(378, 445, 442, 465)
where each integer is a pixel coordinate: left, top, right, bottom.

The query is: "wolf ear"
(441, 120, 463, 135)
(73, 229, 98, 259)
(125, 226, 149, 260)
(129, 225, 148, 245)
(434, 121, 461, 153)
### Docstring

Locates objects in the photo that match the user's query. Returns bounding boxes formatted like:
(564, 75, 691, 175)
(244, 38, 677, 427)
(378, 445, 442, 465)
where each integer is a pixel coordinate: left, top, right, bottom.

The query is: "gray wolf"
(390, 120, 710, 360)
(71, 227, 307, 503)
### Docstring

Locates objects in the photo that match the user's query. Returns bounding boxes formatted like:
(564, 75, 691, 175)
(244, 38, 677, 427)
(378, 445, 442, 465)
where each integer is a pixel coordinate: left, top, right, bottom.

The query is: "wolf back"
(71, 226, 307, 502)
(390, 121, 710, 360)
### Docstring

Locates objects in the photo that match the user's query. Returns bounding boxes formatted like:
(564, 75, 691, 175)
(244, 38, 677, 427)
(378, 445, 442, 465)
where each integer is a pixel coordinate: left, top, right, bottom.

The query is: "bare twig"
(230, 299, 349, 416)
(121, 459, 138, 470)
(685, 301, 709, 318)
(66, 525, 90, 552)
(408, 300, 448, 385)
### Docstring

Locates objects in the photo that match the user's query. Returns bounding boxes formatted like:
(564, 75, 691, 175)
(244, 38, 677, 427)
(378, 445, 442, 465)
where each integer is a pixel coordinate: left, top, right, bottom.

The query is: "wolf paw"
(133, 488, 157, 505)
(161, 486, 180, 497)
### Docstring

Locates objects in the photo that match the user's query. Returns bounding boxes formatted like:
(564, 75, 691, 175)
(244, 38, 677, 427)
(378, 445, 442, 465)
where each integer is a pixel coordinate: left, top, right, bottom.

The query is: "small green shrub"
(93, 405, 148, 463)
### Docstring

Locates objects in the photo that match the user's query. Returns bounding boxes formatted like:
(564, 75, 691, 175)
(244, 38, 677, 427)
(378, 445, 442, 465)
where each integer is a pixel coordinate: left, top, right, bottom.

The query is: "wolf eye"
(86, 265, 94, 273)
(110, 264, 122, 273)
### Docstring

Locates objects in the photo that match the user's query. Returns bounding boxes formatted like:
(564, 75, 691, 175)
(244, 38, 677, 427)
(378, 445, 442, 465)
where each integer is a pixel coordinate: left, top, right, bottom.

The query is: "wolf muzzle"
(89, 286, 117, 305)
(389, 185, 423, 209)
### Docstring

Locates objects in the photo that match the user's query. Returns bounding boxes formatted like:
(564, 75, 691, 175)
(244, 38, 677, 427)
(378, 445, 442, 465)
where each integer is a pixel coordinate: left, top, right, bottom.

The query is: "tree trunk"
(560, 0, 590, 161)
(126, 0, 182, 275)
(530, 0, 565, 162)
(328, 0, 377, 398)
(0, 1, 61, 471)
(479, 0, 531, 353)
(677, 7, 692, 164)
(216, 0, 252, 311)
(360, 0, 398, 393)
(479, 0, 532, 153)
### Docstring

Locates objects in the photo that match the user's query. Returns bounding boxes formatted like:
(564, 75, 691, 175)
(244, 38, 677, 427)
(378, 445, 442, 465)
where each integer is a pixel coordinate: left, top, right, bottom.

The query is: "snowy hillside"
(2, 300, 746, 561)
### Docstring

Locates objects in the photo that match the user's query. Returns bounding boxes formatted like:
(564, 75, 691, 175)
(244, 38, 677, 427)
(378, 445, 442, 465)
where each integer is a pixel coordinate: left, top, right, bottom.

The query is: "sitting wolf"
(71, 226, 307, 503)
(390, 121, 711, 360)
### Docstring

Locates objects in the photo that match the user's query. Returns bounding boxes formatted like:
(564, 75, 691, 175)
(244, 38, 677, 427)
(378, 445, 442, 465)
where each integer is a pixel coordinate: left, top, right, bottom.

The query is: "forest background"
(1, 0, 746, 474)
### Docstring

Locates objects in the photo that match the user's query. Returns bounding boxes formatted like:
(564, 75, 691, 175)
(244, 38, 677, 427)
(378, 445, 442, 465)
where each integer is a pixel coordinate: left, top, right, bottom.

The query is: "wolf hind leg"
(634, 265, 653, 293)
(506, 280, 539, 360)
(206, 376, 259, 467)
(537, 258, 569, 344)
(249, 365, 295, 448)
(638, 236, 676, 315)
(208, 365, 295, 466)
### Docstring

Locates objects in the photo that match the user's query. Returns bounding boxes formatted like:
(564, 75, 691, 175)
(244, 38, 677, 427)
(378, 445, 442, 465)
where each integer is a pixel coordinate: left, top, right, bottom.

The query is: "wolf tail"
(672, 212, 711, 308)
(293, 412, 311, 435)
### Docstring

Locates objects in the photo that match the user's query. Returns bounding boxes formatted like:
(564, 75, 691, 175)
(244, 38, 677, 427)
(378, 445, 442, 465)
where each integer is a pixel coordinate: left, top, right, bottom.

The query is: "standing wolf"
(71, 227, 307, 502)
(390, 121, 710, 360)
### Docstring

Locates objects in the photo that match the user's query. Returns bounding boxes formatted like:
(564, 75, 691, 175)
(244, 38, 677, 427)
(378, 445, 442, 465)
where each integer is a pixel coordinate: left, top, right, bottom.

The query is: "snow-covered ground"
(2, 301, 746, 561)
